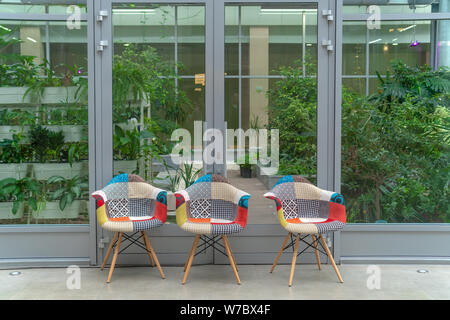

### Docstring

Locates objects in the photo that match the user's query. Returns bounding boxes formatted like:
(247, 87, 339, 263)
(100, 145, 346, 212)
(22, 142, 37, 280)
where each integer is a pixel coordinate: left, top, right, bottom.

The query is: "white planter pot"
(0, 163, 32, 180)
(32, 162, 88, 180)
(0, 86, 78, 105)
(0, 125, 86, 143)
(32, 200, 84, 220)
(113, 160, 138, 175)
(0, 202, 24, 219)
(45, 125, 86, 142)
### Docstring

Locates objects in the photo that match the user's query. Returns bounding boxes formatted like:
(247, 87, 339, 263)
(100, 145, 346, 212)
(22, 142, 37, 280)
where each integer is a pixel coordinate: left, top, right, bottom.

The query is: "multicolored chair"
(92, 174, 167, 283)
(264, 175, 346, 286)
(175, 174, 250, 285)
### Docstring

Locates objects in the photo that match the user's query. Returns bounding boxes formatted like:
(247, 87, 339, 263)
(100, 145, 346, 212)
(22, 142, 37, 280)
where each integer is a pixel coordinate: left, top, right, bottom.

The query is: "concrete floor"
(1, 264, 449, 300)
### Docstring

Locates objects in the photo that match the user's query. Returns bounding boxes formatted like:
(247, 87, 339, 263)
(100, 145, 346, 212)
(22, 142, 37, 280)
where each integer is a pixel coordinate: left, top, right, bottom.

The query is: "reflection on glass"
(224, 5, 318, 225)
(0, 21, 89, 225)
(112, 4, 205, 220)
(342, 18, 450, 223)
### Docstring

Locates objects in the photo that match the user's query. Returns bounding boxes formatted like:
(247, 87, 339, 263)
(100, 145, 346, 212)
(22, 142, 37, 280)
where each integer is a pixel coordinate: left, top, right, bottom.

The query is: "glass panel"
(0, 19, 89, 225)
(341, 18, 450, 223)
(225, 4, 318, 224)
(343, 21, 366, 75)
(178, 6, 205, 75)
(342, 78, 366, 95)
(369, 21, 431, 75)
(112, 4, 205, 222)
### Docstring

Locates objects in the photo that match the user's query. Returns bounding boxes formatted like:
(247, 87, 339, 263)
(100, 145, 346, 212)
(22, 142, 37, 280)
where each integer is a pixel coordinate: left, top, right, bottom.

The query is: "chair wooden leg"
(107, 232, 123, 283)
(182, 234, 200, 285)
(222, 235, 241, 285)
(141, 231, 154, 267)
(184, 235, 198, 271)
(311, 234, 321, 271)
(288, 233, 300, 287)
(101, 232, 118, 271)
(270, 232, 291, 273)
(142, 232, 165, 279)
(319, 234, 343, 283)
(225, 237, 238, 272)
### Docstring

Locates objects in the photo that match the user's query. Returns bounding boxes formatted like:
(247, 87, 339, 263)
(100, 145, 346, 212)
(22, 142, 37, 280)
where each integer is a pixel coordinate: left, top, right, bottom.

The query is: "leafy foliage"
(267, 60, 317, 176)
(47, 175, 88, 211)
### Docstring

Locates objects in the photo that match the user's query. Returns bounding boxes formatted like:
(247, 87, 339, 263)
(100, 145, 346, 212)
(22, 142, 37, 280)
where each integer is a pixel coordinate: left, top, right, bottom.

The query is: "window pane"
(112, 4, 205, 201)
(0, 20, 89, 225)
(369, 21, 431, 75)
(177, 5, 205, 75)
(341, 18, 450, 223)
(343, 21, 366, 75)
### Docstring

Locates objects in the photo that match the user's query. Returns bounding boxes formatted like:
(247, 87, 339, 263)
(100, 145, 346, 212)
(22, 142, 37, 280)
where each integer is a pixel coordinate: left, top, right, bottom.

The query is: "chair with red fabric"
(175, 174, 250, 285)
(92, 173, 167, 283)
(264, 175, 346, 286)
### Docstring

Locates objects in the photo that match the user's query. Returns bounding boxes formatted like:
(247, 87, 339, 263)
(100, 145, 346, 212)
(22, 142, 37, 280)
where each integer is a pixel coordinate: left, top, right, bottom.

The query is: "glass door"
(111, 2, 207, 214)
(223, 2, 328, 226)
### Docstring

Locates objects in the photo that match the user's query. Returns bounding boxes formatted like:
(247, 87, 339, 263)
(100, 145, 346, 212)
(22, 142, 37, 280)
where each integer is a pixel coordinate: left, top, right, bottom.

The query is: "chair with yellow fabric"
(175, 174, 250, 285)
(264, 175, 346, 286)
(92, 173, 167, 283)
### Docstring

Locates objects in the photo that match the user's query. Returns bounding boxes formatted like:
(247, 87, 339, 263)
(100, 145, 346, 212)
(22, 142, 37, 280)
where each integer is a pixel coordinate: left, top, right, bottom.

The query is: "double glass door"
(95, 0, 335, 264)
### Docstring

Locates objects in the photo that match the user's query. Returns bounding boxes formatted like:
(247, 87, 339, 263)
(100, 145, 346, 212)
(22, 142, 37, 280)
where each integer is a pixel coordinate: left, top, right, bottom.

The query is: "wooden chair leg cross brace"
(271, 232, 344, 286)
(183, 234, 240, 285)
(101, 231, 165, 283)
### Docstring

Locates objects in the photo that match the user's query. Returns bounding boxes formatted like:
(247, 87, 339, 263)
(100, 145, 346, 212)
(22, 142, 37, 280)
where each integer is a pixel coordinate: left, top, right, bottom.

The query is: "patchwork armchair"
(92, 174, 167, 283)
(264, 175, 346, 286)
(175, 174, 250, 285)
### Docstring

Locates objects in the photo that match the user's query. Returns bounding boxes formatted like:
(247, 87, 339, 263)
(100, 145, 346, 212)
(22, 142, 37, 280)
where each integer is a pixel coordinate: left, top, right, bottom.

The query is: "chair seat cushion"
(180, 218, 244, 235)
(283, 219, 345, 234)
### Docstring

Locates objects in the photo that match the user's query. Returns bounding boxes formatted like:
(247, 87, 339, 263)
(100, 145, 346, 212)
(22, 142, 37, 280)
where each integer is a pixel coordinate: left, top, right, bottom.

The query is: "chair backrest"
(175, 174, 250, 223)
(92, 174, 168, 223)
(264, 175, 345, 224)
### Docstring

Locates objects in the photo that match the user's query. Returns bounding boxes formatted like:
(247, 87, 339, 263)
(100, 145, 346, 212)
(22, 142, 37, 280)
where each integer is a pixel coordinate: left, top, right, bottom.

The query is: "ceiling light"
(113, 9, 156, 15)
(369, 38, 382, 44)
(400, 24, 416, 32)
(9, 271, 22, 276)
(0, 25, 11, 32)
(260, 8, 316, 14)
(26, 37, 37, 43)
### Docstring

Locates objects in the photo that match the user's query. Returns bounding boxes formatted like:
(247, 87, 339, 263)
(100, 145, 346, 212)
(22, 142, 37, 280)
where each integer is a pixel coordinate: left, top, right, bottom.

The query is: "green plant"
(267, 59, 317, 176)
(0, 132, 33, 163)
(113, 125, 141, 161)
(0, 177, 43, 214)
(47, 175, 88, 211)
(29, 125, 65, 162)
(178, 162, 202, 188)
(0, 109, 35, 125)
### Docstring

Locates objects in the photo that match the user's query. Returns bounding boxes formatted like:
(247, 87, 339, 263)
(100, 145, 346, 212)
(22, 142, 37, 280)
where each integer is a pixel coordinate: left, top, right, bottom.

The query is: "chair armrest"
(174, 192, 186, 209)
(264, 192, 282, 211)
(92, 190, 107, 207)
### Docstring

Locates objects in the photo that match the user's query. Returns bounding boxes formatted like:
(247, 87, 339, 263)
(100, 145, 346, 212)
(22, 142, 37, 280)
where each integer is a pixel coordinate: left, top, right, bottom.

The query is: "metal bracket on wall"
(96, 10, 108, 22)
(98, 237, 110, 249)
(321, 39, 334, 52)
(97, 40, 108, 53)
(322, 9, 334, 22)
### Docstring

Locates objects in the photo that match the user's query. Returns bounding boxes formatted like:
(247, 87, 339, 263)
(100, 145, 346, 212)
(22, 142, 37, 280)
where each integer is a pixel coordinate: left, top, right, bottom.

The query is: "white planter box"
(113, 160, 138, 175)
(0, 163, 32, 180)
(0, 86, 78, 105)
(31, 200, 84, 220)
(33, 162, 88, 180)
(0, 125, 86, 143)
(0, 202, 24, 219)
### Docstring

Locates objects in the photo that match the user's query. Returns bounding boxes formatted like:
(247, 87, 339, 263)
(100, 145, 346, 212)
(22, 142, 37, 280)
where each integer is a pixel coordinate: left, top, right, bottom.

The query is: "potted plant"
(0, 177, 43, 220)
(0, 132, 33, 180)
(113, 124, 140, 175)
(238, 153, 256, 178)
(34, 175, 88, 220)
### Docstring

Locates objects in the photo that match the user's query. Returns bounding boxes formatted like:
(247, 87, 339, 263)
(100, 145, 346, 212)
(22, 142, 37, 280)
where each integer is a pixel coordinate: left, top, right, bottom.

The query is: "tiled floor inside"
(1, 264, 449, 300)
